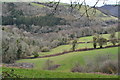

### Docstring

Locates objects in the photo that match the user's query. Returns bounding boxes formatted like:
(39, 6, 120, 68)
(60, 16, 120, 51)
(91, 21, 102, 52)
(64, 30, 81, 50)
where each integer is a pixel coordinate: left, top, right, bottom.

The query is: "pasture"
(2, 67, 118, 78)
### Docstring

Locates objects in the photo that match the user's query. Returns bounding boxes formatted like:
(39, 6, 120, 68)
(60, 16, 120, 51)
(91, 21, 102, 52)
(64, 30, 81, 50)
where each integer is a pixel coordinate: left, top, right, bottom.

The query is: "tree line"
(2, 14, 66, 27)
(72, 32, 119, 51)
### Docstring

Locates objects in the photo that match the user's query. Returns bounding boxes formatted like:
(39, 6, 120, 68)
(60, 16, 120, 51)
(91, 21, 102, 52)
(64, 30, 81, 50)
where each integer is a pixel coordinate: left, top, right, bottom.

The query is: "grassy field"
(4, 32, 119, 78)
(2, 67, 118, 78)
(17, 32, 119, 72)
(17, 47, 118, 72)
(78, 32, 119, 42)
(37, 32, 119, 57)
(39, 42, 117, 57)
(39, 43, 93, 56)
(2, 2, 119, 78)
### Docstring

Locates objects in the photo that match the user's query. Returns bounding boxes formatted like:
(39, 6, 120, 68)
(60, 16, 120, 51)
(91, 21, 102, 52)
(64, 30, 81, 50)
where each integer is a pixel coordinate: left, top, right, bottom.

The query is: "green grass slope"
(3, 67, 118, 78)
(78, 32, 119, 42)
(17, 47, 118, 72)
(38, 32, 119, 57)
(39, 43, 93, 56)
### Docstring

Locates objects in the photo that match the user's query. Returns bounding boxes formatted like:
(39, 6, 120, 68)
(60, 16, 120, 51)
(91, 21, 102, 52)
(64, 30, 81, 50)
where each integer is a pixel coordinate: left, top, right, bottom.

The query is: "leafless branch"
(75, 0, 100, 20)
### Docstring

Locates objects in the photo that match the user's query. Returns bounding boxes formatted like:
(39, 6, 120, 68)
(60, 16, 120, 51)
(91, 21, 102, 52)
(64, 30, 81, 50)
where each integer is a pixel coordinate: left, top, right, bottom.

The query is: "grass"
(31, 3, 47, 8)
(39, 42, 116, 57)
(78, 32, 119, 42)
(17, 32, 119, 72)
(39, 43, 93, 56)
(5, 32, 119, 78)
(38, 32, 119, 57)
(2, 67, 118, 78)
(17, 47, 119, 72)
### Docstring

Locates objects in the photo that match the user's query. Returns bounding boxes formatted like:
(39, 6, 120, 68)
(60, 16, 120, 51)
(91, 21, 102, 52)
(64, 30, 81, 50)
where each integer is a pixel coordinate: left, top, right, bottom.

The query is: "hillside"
(2, 2, 117, 28)
(17, 47, 118, 71)
(96, 5, 119, 17)
(2, 2, 119, 78)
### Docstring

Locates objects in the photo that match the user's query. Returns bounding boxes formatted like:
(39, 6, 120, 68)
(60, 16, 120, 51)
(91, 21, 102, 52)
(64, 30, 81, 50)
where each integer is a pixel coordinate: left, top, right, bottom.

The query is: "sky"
(1, 0, 120, 7)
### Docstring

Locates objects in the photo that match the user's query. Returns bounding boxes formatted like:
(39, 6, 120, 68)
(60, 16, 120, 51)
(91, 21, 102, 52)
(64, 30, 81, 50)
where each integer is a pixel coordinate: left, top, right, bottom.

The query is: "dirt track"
(24, 45, 120, 59)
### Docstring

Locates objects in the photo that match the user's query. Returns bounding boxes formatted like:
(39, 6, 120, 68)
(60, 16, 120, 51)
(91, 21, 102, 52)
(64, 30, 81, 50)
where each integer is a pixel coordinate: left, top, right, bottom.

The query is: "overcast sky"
(49, 0, 119, 6)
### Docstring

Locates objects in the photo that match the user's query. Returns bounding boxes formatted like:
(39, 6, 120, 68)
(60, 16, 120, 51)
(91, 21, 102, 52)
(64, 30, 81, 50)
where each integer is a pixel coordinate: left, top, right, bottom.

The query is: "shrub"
(71, 62, 84, 72)
(41, 47, 50, 52)
(81, 54, 118, 74)
(2, 69, 24, 78)
(99, 60, 118, 74)
(2, 27, 5, 30)
(71, 39, 77, 51)
(93, 36, 97, 48)
(46, 64, 60, 70)
(32, 52, 39, 58)
(97, 37, 107, 48)
(110, 39, 118, 45)
(43, 59, 60, 70)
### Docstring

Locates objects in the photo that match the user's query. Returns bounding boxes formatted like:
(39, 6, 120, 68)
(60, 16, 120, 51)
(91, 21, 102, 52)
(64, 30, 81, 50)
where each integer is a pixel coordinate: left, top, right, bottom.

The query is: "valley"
(1, 1, 119, 79)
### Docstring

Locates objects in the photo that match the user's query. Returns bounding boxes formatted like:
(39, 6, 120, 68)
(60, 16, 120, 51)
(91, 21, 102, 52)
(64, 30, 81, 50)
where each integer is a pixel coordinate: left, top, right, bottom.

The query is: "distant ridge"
(96, 5, 119, 17)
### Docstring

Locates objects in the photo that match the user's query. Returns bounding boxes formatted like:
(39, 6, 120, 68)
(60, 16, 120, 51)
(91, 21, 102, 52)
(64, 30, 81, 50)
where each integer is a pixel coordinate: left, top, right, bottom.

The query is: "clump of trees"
(2, 26, 37, 63)
(97, 37, 107, 48)
(2, 14, 66, 27)
(2, 3, 66, 27)
(93, 32, 119, 48)
(93, 34, 107, 48)
(71, 39, 77, 51)
(2, 37, 30, 63)
(93, 36, 97, 48)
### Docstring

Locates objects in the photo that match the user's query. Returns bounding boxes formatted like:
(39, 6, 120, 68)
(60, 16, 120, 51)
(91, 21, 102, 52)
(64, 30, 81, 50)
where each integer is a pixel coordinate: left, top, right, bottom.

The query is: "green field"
(5, 32, 120, 78)
(37, 32, 119, 57)
(17, 32, 119, 72)
(39, 43, 93, 56)
(2, 67, 118, 78)
(2, 1, 119, 78)
(78, 32, 119, 42)
(17, 47, 118, 72)
(39, 42, 117, 57)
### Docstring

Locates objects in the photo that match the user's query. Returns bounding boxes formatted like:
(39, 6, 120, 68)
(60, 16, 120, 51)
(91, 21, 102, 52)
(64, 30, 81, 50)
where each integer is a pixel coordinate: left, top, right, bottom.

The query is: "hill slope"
(2, 2, 117, 28)
(17, 47, 118, 71)
(96, 5, 119, 17)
